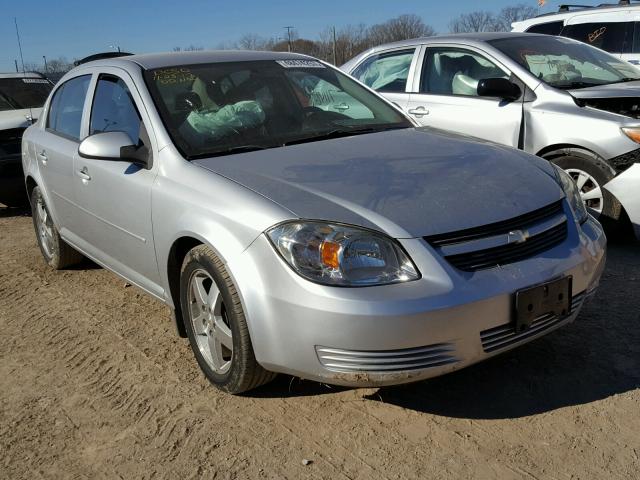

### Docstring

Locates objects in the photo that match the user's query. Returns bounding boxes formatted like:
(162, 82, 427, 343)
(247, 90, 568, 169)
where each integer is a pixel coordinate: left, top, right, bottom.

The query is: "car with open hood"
(342, 32, 640, 239)
(21, 50, 605, 394)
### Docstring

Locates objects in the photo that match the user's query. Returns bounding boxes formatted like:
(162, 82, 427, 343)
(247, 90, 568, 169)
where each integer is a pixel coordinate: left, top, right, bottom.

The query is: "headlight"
(552, 164, 589, 224)
(267, 221, 420, 287)
(622, 127, 640, 144)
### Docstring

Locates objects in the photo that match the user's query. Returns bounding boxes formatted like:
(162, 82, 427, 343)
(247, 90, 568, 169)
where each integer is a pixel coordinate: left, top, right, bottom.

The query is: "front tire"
(551, 155, 622, 225)
(31, 186, 84, 269)
(180, 244, 276, 394)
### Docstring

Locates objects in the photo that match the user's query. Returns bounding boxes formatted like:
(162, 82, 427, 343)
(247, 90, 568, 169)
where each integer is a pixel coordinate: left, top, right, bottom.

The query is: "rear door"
(406, 45, 523, 148)
(33, 74, 91, 230)
(72, 68, 161, 296)
(349, 47, 421, 113)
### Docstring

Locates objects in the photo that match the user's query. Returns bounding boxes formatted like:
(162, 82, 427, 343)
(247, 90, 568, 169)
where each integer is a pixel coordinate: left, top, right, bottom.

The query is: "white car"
(512, 2, 640, 66)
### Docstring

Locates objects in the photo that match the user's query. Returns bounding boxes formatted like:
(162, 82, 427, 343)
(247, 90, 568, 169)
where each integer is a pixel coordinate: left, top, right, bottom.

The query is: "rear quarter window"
(526, 21, 564, 36)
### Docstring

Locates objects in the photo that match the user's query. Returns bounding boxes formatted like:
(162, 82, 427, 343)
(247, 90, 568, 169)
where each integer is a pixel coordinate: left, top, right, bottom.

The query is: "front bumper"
(230, 214, 606, 387)
(605, 162, 640, 239)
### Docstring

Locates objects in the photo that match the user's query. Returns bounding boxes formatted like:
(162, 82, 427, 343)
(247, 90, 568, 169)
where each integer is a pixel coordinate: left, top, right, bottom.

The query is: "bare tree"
(369, 14, 436, 45)
(449, 11, 498, 33)
(236, 33, 269, 50)
(495, 4, 538, 32)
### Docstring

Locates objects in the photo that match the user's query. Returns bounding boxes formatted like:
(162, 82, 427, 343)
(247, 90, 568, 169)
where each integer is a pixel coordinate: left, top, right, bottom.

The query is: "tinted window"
(144, 61, 410, 159)
(561, 22, 633, 54)
(47, 75, 91, 140)
(421, 48, 508, 96)
(634, 22, 640, 54)
(526, 21, 564, 36)
(0, 78, 52, 111)
(352, 49, 415, 93)
(90, 75, 141, 143)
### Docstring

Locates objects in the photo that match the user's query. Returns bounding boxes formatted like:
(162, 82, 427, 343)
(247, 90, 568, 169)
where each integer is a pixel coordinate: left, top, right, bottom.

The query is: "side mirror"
(78, 131, 149, 168)
(477, 78, 522, 102)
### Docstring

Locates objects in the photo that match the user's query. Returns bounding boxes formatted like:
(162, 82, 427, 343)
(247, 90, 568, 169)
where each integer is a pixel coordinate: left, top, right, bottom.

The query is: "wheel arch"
(25, 175, 38, 204)
(536, 144, 616, 176)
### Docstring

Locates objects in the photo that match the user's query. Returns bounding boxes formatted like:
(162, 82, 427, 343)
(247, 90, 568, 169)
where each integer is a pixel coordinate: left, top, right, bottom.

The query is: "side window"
(561, 22, 633, 54)
(352, 49, 416, 93)
(90, 74, 141, 144)
(634, 22, 640, 54)
(46, 75, 91, 140)
(526, 21, 564, 36)
(420, 49, 509, 97)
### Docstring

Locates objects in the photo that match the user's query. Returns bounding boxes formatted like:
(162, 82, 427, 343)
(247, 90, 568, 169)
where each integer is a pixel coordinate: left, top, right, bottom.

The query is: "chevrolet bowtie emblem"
(507, 230, 529, 245)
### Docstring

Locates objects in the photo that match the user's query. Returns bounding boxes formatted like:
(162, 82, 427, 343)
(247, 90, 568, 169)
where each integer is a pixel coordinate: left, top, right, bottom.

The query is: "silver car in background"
(22, 51, 605, 394)
(342, 33, 640, 238)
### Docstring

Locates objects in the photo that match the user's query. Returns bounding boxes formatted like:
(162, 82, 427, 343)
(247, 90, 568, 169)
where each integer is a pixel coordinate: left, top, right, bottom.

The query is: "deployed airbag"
(183, 100, 266, 140)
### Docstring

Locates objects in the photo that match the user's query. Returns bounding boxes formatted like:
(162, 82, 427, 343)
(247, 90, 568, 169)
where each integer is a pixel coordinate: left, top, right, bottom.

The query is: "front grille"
(480, 291, 586, 353)
(316, 343, 458, 372)
(424, 201, 568, 272)
(0, 127, 26, 157)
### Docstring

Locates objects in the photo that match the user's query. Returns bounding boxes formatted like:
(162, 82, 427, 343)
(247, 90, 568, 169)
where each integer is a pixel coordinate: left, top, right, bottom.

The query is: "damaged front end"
(575, 96, 640, 120)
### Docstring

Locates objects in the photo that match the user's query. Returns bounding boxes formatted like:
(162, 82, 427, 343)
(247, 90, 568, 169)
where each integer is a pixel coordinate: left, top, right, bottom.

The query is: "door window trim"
(89, 73, 143, 139)
(351, 46, 422, 93)
(415, 44, 514, 99)
(44, 73, 93, 143)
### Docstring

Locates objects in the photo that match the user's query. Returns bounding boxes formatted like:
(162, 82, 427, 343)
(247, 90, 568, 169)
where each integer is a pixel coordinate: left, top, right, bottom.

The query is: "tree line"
(24, 4, 538, 75)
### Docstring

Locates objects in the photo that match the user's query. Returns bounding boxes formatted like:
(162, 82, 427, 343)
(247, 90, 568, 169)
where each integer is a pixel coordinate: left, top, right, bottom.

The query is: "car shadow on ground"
(254, 240, 640, 419)
(0, 205, 31, 218)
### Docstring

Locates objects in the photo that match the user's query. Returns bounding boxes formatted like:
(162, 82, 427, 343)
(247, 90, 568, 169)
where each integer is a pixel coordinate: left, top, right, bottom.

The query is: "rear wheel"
(551, 155, 622, 225)
(180, 244, 276, 394)
(31, 186, 84, 269)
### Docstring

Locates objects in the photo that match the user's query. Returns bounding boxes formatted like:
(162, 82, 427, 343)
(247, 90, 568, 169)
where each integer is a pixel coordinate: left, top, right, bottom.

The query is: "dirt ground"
(0, 204, 638, 480)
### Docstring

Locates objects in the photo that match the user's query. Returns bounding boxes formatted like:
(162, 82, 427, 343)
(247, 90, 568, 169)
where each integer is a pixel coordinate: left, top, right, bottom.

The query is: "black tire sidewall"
(180, 248, 245, 389)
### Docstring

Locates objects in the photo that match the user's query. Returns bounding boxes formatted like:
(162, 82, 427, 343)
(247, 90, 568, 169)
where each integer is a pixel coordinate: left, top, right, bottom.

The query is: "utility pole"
(284, 26, 294, 52)
(332, 26, 337, 65)
(43, 55, 48, 73)
(14, 60, 19, 72)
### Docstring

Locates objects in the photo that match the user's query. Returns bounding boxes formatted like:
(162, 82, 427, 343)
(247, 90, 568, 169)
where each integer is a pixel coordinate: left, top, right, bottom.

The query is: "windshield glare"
(0, 78, 53, 111)
(489, 36, 640, 89)
(144, 60, 411, 159)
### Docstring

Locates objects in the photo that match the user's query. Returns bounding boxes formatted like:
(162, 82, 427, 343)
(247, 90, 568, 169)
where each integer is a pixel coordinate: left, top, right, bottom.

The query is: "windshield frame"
(142, 59, 412, 161)
(488, 36, 640, 90)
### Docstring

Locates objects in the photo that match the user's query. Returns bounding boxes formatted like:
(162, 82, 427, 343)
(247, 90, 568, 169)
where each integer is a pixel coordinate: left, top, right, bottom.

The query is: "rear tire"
(180, 244, 276, 394)
(551, 155, 622, 227)
(30, 186, 84, 269)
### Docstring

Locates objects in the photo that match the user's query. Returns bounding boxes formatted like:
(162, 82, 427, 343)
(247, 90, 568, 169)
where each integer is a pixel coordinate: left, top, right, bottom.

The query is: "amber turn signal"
(622, 127, 640, 144)
(320, 241, 341, 269)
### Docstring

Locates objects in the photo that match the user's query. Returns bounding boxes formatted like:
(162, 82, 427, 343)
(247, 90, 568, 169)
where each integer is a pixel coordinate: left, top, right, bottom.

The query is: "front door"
(72, 69, 162, 296)
(406, 46, 523, 148)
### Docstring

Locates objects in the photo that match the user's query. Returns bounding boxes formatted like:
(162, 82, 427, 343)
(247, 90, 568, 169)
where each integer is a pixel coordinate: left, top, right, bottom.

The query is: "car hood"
(0, 107, 42, 130)
(569, 81, 640, 99)
(194, 128, 563, 238)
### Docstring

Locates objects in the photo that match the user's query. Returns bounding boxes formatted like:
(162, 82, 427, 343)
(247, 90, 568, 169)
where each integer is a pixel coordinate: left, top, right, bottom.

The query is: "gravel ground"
(1, 204, 639, 479)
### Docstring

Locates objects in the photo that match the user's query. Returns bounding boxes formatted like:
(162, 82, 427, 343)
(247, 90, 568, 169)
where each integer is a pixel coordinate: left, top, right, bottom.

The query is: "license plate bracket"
(515, 277, 572, 333)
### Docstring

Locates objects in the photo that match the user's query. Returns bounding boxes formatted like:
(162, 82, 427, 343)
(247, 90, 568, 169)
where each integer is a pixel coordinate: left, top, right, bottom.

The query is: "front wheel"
(180, 244, 276, 394)
(551, 155, 622, 224)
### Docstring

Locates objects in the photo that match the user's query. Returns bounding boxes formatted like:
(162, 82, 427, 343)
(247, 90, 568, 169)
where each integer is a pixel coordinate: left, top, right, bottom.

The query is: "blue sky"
(2, 0, 602, 72)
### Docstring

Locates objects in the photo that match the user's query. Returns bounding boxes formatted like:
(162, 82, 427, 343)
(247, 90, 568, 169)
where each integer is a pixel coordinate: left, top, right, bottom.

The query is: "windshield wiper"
(555, 81, 603, 90)
(610, 77, 640, 84)
(283, 125, 406, 147)
(207, 144, 278, 158)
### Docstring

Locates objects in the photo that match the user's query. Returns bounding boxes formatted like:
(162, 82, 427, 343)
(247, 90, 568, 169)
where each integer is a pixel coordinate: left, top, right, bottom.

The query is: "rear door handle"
(76, 167, 91, 181)
(408, 106, 429, 117)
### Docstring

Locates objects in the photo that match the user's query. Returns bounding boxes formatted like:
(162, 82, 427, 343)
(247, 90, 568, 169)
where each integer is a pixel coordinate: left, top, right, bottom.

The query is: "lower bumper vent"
(316, 343, 458, 373)
(480, 291, 586, 353)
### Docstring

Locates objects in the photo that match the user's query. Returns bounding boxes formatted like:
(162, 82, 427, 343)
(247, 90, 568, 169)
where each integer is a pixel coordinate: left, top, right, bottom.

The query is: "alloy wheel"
(35, 197, 55, 259)
(565, 168, 604, 216)
(187, 269, 233, 374)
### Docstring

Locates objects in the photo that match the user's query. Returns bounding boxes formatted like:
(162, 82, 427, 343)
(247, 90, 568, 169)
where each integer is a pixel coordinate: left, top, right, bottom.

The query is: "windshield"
(143, 60, 411, 159)
(489, 36, 640, 89)
(0, 77, 53, 111)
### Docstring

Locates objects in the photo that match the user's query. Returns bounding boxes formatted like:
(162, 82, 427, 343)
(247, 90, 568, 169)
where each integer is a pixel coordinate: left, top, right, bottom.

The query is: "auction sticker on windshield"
(276, 59, 325, 68)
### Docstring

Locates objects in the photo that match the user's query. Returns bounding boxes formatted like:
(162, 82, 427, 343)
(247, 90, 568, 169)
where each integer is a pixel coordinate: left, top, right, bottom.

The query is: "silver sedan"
(22, 51, 606, 394)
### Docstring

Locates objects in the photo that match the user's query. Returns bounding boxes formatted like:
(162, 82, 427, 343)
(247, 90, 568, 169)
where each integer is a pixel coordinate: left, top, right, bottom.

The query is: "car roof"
(512, 3, 640, 30)
(361, 32, 544, 52)
(78, 50, 316, 71)
(0, 71, 47, 79)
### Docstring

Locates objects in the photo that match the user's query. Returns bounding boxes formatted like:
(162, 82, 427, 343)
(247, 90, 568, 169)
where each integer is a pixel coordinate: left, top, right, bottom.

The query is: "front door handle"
(76, 167, 91, 181)
(38, 150, 48, 164)
(408, 106, 429, 117)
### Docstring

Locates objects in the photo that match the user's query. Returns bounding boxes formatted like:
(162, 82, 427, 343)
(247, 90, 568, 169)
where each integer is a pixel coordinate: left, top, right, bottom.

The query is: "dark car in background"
(0, 72, 53, 206)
